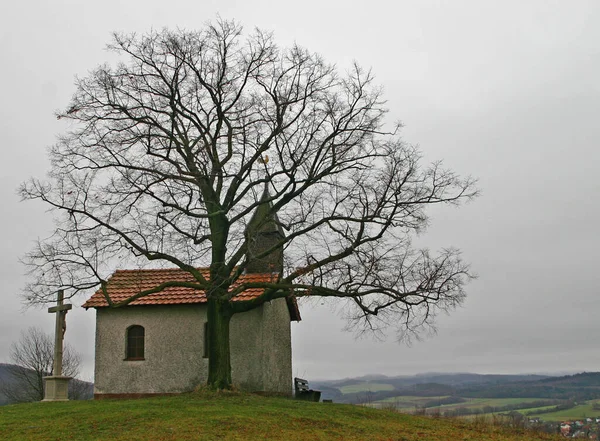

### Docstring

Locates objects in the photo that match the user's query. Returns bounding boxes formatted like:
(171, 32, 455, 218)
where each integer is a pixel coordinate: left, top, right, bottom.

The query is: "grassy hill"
(0, 391, 561, 440)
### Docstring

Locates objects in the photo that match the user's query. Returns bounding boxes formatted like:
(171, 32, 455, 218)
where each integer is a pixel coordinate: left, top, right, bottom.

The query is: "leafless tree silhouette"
(21, 20, 478, 388)
(0, 327, 81, 402)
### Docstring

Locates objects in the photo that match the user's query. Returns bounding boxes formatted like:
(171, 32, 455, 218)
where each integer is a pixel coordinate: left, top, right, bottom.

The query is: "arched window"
(126, 325, 145, 360)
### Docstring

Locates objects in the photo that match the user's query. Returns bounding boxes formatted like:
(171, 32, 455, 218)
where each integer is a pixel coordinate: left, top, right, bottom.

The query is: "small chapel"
(83, 190, 301, 398)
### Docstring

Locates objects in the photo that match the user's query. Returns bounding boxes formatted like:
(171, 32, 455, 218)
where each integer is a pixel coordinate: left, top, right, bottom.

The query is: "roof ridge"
(112, 267, 276, 276)
(114, 267, 211, 273)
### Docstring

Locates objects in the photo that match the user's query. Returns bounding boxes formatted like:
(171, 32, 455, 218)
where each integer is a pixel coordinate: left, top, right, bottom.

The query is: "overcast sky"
(1, 0, 599, 382)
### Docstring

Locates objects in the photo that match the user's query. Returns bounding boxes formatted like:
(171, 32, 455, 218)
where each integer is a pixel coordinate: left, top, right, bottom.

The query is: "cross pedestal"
(43, 290, 73, 402)
(43, 376, 71, 401)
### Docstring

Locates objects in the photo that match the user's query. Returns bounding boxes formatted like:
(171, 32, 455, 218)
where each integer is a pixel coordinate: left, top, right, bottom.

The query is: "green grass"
(0, 391, 562, 440)
(374, 395, 448, 408)
(438, 398, 544, 410)
(515, 405, 558, 415)
(527, 403, 600, 421)
(339, 382, 395, 394)
(463, 402, 600, 422)
(375, 397, 546, 412)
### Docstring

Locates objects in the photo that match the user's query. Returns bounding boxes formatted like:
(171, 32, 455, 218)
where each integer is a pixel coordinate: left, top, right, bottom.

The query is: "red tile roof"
(82, 267, 300, 321)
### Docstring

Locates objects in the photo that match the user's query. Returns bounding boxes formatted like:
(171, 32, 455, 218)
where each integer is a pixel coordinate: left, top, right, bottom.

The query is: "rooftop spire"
(245, 184, 284, 274)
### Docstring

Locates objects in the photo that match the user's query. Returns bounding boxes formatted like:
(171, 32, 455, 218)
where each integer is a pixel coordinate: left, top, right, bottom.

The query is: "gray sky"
(1, 0, 599, 382)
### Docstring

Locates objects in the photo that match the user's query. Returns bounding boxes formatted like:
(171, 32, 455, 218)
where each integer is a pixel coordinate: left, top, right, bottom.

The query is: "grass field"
(438, 398, 544, 410)
(374, 396, 546, 412)
(0, 391, 562, 441)
(527, 403, 600, 421)
(459, 402, 600, 422)
(516, 405, 557, 415)
(374, 395, 449, 408)
(339, 382, 395, 394)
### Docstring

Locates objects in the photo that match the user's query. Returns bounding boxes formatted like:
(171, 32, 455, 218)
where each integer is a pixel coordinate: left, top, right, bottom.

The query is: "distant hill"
(461, 372, 600, 401)
(312, 372, 554, 402)
(312, 372, 600, 403)
(316, 372, 550, 389)
(0, 363, 23, 405)
(0, 363, 93, 405)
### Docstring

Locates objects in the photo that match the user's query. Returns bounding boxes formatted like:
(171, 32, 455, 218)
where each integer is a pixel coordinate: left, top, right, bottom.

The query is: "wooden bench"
(294, 377, 321, 402)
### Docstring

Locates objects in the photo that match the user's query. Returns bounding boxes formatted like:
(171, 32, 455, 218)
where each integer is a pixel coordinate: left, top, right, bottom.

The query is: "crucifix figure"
(48, 290, 72, 376)
(42, 290, 73, 401)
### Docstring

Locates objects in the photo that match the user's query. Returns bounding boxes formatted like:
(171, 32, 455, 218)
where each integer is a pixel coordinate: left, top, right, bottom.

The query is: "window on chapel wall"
(126, 325, 145, 360)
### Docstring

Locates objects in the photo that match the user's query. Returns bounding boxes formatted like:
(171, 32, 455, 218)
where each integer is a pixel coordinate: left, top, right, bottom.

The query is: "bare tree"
(0, 327, 80, 402)
(21, 20, 478, 389)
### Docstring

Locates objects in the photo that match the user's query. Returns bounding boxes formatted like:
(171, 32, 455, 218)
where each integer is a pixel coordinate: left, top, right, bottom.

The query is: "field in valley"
(319, 373, 600, 423)
(339, 382, 396, 394)
(525, 402, 600, 421)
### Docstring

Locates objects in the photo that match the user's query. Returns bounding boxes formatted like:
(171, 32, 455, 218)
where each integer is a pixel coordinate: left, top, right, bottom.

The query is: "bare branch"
(22, 21, 478, 355)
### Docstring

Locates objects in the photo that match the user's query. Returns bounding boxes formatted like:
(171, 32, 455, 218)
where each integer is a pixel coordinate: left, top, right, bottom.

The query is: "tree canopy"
(21, 20, 477, 388)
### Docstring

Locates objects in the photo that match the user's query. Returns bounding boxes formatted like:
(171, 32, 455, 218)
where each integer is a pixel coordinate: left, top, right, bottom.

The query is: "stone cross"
(48, 290, 72, 376)
(43, 290, 72, 401)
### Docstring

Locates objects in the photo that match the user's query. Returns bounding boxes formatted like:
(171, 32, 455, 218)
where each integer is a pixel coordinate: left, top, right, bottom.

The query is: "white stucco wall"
(230, 299, 293, 393)
(93, 299, 292, 396)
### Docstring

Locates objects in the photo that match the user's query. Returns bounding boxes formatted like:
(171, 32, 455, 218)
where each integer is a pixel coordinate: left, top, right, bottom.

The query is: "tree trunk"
(206, 296, 233, 389)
